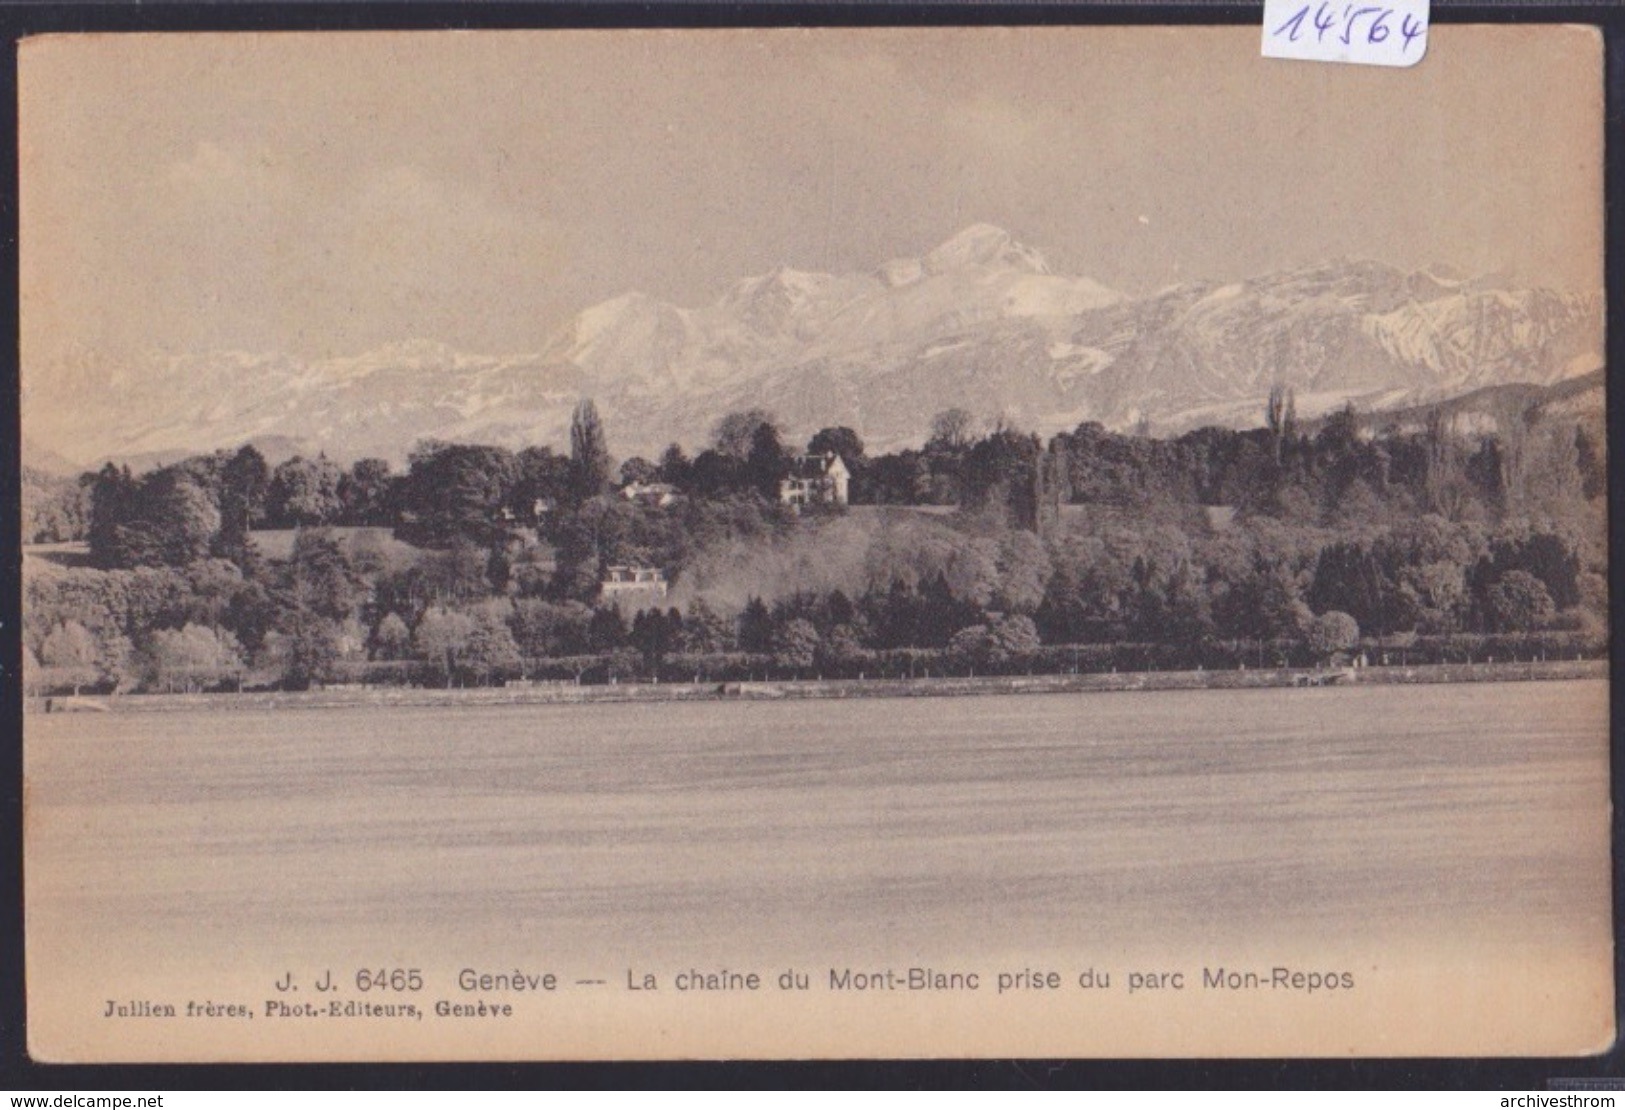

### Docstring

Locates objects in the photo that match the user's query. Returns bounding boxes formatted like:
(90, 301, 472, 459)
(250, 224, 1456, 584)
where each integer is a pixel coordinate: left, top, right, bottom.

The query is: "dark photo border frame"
(1, 0, 1620, 1090)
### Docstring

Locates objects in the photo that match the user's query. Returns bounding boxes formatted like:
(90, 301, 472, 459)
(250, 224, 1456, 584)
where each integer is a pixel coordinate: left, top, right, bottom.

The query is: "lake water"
(25, 680, 1613, 1060)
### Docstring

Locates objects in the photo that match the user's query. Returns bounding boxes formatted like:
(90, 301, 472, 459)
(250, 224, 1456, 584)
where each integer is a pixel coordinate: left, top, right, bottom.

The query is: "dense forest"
(22, 390, 1609, 695)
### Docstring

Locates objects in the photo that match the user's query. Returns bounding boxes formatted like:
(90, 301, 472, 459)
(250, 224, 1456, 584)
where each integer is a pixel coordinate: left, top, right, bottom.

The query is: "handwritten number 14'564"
(1272, 4, 1426, 53)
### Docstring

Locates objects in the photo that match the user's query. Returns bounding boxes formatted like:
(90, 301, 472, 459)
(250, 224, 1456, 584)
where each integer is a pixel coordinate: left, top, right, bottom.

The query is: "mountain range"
(22, 224, 1604, 472)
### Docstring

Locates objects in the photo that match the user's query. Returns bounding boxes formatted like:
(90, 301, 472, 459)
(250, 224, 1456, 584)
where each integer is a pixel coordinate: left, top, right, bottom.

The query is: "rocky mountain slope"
(23, 224, 1602, 470)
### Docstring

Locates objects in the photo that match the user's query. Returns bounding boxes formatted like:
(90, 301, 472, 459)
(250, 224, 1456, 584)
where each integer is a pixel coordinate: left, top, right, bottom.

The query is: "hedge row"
(311, 631, 1608, 689)
(30, 630, 1607, 695)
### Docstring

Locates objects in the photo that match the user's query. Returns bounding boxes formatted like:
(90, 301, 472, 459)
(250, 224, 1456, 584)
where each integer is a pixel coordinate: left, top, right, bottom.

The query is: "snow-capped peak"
(721, 266, 840, 311)
(923, 224, 1051, 276)
(24, 224, 1601, 467)
(326, 338, 466, 374)
(541, 291, 683, 364)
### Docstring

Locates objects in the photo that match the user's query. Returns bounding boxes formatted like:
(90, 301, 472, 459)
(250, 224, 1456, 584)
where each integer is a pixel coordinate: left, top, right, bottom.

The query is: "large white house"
(779, 452, 850, 508)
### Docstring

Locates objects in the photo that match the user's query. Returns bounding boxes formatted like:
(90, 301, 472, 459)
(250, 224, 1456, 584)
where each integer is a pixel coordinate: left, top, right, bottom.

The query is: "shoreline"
(28, 658, 1607, 714)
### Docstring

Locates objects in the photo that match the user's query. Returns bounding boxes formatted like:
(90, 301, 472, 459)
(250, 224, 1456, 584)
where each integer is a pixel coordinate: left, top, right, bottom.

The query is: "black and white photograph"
(18, 25, 1612, 1061)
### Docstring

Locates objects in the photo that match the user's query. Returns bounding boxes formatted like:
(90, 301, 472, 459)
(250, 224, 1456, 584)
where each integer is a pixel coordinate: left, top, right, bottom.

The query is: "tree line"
(23, 393, 1608, 695)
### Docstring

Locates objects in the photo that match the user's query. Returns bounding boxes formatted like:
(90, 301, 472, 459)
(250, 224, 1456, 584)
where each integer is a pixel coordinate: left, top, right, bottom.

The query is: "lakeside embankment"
(28, 658, 1608, 714)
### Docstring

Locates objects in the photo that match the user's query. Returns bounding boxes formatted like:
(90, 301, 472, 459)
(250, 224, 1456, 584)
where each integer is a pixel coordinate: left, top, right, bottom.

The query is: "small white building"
(600, 564, 669, 602)
(779, 453, 850, 508)
(620, 481, 681, 508)
(497, 498, 555, 523)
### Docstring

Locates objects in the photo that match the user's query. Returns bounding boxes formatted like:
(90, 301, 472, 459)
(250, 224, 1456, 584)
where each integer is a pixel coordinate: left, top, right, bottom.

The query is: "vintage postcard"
(19, 25, 1610, 1061)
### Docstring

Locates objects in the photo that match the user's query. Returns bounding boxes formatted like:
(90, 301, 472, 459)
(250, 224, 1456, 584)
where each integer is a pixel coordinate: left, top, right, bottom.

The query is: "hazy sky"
(20, 26, 1603, 368)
